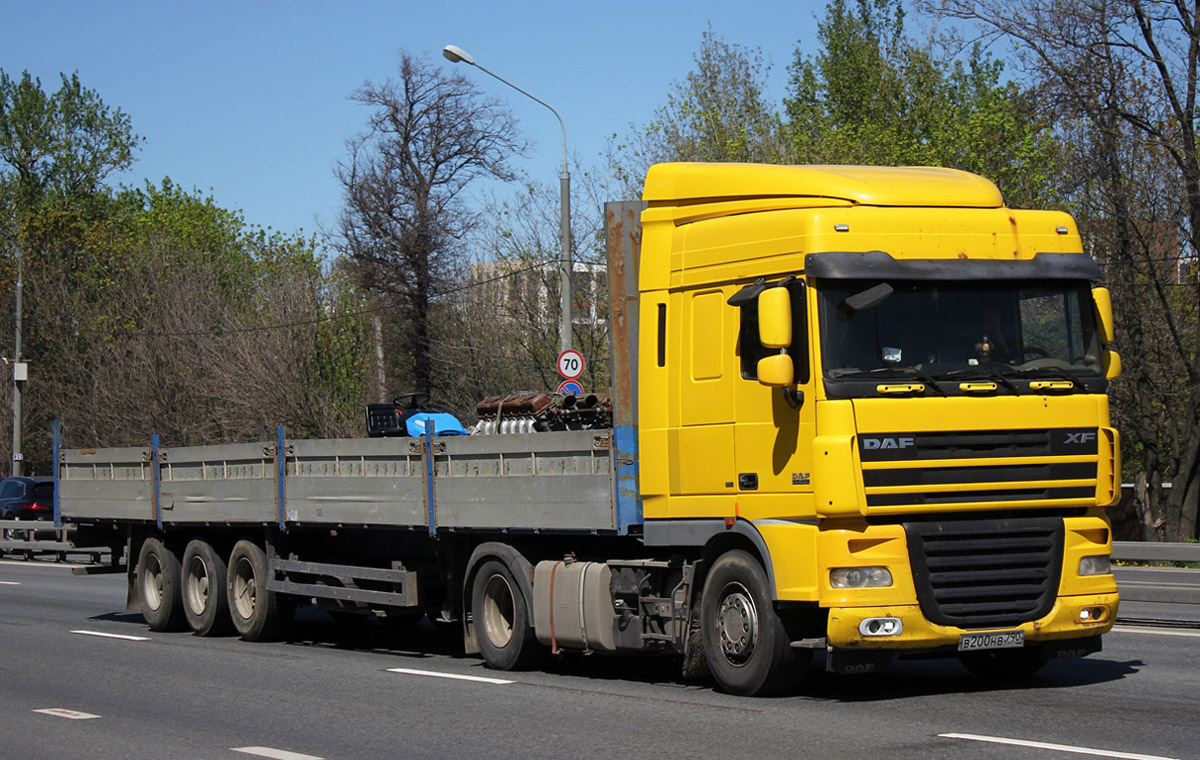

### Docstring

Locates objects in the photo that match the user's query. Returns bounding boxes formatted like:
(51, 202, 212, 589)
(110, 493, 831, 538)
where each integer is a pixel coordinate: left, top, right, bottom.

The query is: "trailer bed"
(59, 430, 618, 533)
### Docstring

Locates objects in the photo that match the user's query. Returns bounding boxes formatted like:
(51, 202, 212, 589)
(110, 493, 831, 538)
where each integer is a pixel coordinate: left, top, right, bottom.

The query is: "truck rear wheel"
(701, 550, 799, 696)
(471, 559, 541, 670)
(181, 539, 231, 636)
(227, 539, 291, 641)
(136, 536, 187, 632)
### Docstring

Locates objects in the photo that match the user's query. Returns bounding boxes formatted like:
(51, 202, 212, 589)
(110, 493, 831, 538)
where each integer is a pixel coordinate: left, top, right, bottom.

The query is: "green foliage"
(649, 27, 783, 164)
(784, 0, 1061, 207)
(0, 69, 140, 212)
(618, 27, 784, 191)
(0, 69, 369, 469)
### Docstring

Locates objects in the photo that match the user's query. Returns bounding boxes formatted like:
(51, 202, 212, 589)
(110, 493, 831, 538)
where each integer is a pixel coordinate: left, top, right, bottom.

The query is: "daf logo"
(863, 437, 915, 450)
(1065, 432, 1097, 445)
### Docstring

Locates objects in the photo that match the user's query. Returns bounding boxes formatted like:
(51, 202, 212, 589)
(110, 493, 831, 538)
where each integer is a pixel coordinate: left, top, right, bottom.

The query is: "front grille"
(905, 517, 1063, 629)
(859, 428, 1099, 511)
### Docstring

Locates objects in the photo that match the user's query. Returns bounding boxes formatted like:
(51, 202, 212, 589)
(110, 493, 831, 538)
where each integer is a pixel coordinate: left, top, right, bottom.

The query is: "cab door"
(731, 279, 817, 511)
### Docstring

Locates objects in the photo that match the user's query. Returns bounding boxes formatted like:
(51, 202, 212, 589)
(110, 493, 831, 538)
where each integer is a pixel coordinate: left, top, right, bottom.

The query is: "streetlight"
(442, 44, 572, 354)
(11, 248, 24, 476)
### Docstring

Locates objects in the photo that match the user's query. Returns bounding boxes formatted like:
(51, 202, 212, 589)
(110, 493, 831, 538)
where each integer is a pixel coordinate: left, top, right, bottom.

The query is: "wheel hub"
(186, 556, 210, 614)
(717, 583, 758, 665)
(480, 573, 515, 648)
(142, 554, 164, 611)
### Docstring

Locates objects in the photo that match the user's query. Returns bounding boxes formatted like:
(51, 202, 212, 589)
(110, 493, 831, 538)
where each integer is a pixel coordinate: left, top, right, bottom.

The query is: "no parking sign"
(557, 380, 584, 395)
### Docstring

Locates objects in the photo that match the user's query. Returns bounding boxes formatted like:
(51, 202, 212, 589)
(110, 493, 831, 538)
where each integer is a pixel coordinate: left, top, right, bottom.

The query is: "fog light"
(858, 617, 903, 637)
(1078, 555, 1111, 576)
(1077, 605, 1109, 623)
(830, 567, 893, 589)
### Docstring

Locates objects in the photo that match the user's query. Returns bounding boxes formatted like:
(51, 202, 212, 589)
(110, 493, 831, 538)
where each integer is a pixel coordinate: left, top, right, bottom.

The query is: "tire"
(136, 536, 187, 632)
(701, 550, 799, 696)
(226, 539, 292, 641)
(959, 647, 1049, 680)
(181, 539, 231, 636)
(471, 559, 541, 671)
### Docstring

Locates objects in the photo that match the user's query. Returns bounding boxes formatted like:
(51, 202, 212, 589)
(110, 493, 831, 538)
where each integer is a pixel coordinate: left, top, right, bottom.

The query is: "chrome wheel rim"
(716, 582, 758, 666)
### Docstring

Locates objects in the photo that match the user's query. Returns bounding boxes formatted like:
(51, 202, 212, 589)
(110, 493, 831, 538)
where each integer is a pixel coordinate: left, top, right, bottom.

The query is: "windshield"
(819, 279, 1103, 384)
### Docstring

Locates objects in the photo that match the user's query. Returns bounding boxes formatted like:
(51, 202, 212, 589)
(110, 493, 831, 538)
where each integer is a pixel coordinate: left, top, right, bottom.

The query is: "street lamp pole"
(11, 248, 23, 476)
(442, 44, 572, 353)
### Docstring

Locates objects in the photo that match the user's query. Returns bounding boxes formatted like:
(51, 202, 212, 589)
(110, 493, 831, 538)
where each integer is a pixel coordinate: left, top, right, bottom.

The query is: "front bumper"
(825, 591, 1118, 652)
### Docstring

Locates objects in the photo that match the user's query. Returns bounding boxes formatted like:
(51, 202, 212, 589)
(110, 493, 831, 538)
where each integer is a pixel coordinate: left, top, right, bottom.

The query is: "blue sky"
(2, 1, 842, 239)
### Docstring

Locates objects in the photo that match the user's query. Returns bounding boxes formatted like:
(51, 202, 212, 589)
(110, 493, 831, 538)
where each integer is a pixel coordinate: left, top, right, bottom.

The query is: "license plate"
(958, 630, 1025, 652)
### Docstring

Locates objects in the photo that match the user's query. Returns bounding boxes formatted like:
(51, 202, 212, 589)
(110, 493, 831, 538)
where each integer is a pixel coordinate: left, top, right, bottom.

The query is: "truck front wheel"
(701, 550, 798, 696)
(471, 559, 541, 670)
(227, 539, 291, 641)
(181, 538, 231, 637)
(136, 536, 186, 632)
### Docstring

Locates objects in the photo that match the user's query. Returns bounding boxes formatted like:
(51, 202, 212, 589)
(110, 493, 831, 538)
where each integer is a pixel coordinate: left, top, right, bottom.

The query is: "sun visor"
(804, 251, 1103, 281)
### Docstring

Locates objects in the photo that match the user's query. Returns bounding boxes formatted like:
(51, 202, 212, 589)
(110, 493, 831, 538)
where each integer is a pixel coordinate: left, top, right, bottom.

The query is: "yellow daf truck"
(631, 162, 1119, 693)
(58, 162, 1119, 697)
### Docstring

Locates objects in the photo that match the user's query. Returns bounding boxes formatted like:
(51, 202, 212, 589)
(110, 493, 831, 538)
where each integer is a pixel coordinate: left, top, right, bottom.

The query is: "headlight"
(1078, 555, 1112, 576)
(830, 566, 893, 589)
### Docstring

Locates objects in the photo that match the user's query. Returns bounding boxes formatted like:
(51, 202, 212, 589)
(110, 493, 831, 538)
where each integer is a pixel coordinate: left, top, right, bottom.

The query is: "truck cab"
(634, 163, 1120, 692)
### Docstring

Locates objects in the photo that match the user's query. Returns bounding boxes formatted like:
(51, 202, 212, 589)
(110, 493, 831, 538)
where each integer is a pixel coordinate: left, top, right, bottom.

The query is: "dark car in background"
(0, 476, 55, 521)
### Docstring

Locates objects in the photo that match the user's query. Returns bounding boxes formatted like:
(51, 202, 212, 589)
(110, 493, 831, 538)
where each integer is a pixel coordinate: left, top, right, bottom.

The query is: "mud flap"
(827, 647, 894, 674)
(1044, 636, 1103, 660)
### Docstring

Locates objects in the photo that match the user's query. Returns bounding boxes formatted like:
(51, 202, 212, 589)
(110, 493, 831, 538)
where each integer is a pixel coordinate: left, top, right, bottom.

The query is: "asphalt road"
(1, 560, 1198, 760)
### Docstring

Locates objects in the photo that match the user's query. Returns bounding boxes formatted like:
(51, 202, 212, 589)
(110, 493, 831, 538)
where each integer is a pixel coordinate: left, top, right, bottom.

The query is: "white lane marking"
(70, 630, 150, 642)
(0, 580, 19, 585)
(940, 733, 1179, 760)
(387, 667, 515, 685)
(231, 747, 324, 760)
(34, 708, 100, 720)
(1111, 625, 1200, 639)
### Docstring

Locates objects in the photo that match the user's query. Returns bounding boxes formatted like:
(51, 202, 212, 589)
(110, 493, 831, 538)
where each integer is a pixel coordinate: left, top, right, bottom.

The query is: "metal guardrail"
(0, 519, 110, 565)
(1113, 541, 1200, 563)
(1112, 541, 1200, 606)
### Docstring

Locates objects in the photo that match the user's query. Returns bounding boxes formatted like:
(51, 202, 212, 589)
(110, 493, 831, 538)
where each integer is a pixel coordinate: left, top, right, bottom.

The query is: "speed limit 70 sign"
(557, 349, 585, 380)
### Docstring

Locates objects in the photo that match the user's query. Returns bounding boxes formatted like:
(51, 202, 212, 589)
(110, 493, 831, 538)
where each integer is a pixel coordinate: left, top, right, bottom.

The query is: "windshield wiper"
(935, 367, 1020, 395)
(828, 366, 946, 395)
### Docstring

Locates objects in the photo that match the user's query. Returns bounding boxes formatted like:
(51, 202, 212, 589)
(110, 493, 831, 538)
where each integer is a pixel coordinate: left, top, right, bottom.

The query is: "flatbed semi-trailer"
(57, 163, 1121, 695)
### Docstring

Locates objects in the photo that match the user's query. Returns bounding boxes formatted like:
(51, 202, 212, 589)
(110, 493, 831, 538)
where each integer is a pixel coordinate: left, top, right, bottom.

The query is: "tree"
(336, 51, 523, 399)
(617, 28, 783, 194)
(449, 164, 615, 408)
(786, 0, 1062, 207)
(0, 69, 139, 208)
(43, 180, 368, 452)
(0, 69, 141, 472)
(926, 0, 1200, 540)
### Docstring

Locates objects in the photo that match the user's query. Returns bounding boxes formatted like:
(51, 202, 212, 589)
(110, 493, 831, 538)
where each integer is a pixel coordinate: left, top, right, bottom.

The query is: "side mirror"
(1092, 287, 1115, 345)
(757, 354, 794, 387)
(1103, 349, 1122, 380)
(758, 286, 792, 348)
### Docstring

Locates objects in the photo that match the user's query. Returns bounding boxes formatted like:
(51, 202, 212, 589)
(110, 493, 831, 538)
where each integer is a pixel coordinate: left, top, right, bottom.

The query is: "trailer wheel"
(471, 559, 540, 670)
(227, 539, 291, 641)
(701, 550, 798, 696)
(181, 539, 231, 636)
(959, 647, 1048, 680)
(136, 537, 186, 632)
